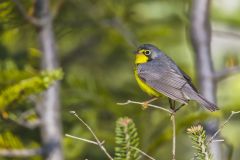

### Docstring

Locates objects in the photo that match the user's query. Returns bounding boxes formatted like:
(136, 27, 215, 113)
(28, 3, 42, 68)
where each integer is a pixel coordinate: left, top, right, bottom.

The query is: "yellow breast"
(134, 69, 161, 97)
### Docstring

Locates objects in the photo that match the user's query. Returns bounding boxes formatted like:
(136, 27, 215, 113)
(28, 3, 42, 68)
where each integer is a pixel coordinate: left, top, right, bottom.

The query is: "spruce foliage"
(0, 69, 63, 110)
(114, 117, 141, 160)
(187, 125, 212, 160)
(0, 131, 23, 149)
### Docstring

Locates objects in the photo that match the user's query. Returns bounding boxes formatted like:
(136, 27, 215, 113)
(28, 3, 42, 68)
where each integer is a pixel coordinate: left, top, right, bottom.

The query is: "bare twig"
(68, 111, 113, 160)
(213, 29, 240, 40)
(130, 146, 156, 160)
(0, 149, 42, 157)
(117, 100, 172, 113)
(171, 114, 176, 160)
(214, 66, 240, 81)
(11, 0, 42, 26)
(65, 134, 98, 145)
(212, 139, 224, 143)
(208, 111, 240, 144)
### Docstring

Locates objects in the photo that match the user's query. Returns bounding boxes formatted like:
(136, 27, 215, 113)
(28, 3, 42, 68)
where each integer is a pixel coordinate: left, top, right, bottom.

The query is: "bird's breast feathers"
(134, 69, 161, 97)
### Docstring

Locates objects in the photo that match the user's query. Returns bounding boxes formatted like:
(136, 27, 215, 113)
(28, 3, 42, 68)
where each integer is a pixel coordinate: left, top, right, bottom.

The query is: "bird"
(134, 44, 218, 112)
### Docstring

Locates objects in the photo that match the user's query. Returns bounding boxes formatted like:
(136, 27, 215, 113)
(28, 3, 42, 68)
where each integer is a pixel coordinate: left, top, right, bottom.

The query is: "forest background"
(1, 0, 240, 160)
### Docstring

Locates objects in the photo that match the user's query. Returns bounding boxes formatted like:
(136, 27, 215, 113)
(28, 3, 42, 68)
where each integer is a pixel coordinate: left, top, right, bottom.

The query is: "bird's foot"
(141, 97, 158, 110)
(174, 104, 185, 112)
(170, 104, 185, 117)
(170, 109, 176, 117)
(142, 102, 149, 110)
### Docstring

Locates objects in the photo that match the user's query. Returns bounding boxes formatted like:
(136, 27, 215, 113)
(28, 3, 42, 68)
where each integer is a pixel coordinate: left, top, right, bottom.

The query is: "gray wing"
(137, 60, 191, 104)
(163, 56, 198, 92)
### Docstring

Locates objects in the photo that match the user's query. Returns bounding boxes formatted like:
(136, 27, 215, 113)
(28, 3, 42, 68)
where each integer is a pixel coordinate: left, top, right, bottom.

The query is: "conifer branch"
(117, 100, 176, 159)
(187, 125, 212, 160)
(114, 117, 141, 160)
(0, 69, 63, 110)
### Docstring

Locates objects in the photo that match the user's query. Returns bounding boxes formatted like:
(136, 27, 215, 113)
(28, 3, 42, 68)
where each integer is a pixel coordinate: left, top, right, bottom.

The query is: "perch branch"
(171, 114, 176, 160)
(130, 146, 156, 160)
(117, 100, 172, 113)
(208, 111, 240, 144)
(68, 111, 113, 160)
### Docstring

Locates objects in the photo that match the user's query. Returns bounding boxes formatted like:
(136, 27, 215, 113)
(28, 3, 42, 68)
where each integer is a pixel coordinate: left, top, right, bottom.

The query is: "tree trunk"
(34, 0, 63, 159)
(189, 0, 222, 160)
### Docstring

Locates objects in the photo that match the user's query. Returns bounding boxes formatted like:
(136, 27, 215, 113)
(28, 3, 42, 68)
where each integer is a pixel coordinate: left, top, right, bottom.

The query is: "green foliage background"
(0, 0, 240, 159)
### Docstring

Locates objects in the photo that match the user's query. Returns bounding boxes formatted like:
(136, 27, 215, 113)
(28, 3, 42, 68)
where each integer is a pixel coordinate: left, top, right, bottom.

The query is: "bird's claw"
(142, 102, 149, 110)
(141, 97, 158, 110)
(170, 109, 176, 116)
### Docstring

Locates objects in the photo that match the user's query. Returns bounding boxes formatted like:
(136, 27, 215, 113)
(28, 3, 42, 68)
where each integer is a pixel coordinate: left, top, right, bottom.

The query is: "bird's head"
(134, 44, 163, 64)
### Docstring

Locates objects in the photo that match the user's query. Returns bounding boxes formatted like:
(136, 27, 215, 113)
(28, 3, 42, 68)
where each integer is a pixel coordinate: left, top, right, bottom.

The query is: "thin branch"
(69, 111, 113, 160)
(0, 149, 42, 157)
(213, 29, 240, 40)
(214, 66, 240, 81)
(9, 109, 40, 129)
(65, 134, 98, 145)
(105, 18, 139, 47)
(117, 100, 172, 113)
(171, 114, 176, 160)
(212, 139, 224, 143)
(130, 146, 156, 160)
(208, 111, 240, 144)
(13, 119, 40, 129)
(11, 0, 42, 26)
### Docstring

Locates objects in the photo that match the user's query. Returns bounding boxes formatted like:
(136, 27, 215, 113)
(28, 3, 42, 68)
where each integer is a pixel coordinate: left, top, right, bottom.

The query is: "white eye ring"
(144, 50, 151, 55)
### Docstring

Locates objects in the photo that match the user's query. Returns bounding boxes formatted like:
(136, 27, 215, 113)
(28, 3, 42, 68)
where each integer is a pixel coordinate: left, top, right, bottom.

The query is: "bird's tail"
(193, 94, 219, 112)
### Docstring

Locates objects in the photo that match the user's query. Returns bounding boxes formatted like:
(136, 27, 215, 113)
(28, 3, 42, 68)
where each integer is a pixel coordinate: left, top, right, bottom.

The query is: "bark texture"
(189, 0, 222, 160)
(34, 0, 63, 159)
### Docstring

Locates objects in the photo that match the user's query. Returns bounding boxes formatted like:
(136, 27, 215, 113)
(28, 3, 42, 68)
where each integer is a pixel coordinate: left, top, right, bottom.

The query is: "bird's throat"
(135, 53, 148, 64)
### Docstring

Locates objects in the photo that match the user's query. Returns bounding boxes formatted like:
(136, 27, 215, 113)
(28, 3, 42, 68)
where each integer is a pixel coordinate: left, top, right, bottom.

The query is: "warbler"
(134, 44, 218, 111)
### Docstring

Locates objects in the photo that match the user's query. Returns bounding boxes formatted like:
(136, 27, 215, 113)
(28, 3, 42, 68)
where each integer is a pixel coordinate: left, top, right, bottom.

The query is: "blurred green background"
(1, 0, 240, 159)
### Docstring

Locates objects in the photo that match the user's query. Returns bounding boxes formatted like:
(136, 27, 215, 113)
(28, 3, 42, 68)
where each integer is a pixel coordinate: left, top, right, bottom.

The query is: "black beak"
(132, 49, 139, 54)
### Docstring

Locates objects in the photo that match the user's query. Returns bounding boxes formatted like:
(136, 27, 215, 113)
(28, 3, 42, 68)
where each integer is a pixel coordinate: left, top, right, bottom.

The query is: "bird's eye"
(144, 50, 151, 55)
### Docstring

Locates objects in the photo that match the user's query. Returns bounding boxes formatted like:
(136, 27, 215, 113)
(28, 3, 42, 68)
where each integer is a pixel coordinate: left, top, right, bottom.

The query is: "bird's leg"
(168, 98, 186, 113)
(168, 98, 176, 111)
(174, 103, 185, 112)
(142, 97, 158, 109)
